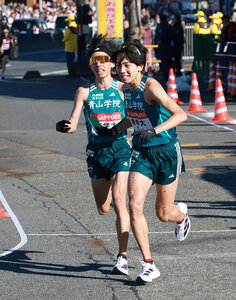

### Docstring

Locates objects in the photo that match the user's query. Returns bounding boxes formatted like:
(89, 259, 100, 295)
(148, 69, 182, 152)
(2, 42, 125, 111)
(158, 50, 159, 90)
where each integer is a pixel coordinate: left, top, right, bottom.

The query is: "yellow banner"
(97, 0, 123, 43)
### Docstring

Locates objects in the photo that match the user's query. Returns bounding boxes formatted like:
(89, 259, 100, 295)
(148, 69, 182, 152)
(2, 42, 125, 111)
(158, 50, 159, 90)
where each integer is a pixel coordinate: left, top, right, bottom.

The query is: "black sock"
(118, 253, 127, 260)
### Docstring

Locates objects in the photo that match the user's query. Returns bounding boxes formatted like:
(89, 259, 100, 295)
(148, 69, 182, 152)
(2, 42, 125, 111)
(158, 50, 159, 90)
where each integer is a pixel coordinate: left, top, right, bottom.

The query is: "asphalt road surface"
(0, 50, 235, 300)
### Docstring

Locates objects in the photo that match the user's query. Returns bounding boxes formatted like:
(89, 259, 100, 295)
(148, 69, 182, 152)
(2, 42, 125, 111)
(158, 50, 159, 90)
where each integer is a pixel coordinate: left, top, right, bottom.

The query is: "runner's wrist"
(153, 127, 159, 135)
(112, 125, 119, 136)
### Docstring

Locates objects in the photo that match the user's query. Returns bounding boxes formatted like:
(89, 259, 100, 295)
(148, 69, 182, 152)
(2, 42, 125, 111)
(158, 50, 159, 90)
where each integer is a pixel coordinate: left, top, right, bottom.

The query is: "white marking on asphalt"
(26, 229, 236, 237)
(198, 112, 214, 118)
(41, 70, 68, 76)
(1, 69, 68, 81)
(0, 190, 27, 258)
(187, 113, 236, 133)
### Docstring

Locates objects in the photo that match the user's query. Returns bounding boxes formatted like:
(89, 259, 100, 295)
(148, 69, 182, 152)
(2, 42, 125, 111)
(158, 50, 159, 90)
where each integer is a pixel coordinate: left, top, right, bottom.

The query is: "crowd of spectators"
(0, 0, 96, 27)
(1, 1, 235, 42)
(0, 1, 235, 81)
(122, 5, 236, 81)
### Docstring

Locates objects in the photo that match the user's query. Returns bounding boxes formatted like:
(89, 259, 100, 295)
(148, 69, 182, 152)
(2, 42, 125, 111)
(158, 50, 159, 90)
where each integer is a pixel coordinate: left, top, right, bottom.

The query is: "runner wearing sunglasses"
(112, 40, 190, 284)
(56, 34, 131, 275)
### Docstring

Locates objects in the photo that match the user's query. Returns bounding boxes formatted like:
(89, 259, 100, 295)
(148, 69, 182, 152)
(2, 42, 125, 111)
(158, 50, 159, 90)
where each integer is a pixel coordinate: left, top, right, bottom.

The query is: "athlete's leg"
(91, 178, 112, 215)
(1, 55, 8, 76)
(129, 172, 153, 260)
(155, 179, 184, 222)
(112, 171, 130, 255)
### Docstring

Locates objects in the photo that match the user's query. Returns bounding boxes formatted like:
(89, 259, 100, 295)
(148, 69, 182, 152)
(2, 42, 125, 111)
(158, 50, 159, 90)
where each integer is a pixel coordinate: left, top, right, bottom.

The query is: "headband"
(88, 46, 112, 59)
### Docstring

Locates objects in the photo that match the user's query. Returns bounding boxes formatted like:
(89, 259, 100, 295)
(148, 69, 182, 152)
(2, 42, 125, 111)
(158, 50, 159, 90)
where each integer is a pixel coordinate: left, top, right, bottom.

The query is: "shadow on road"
(0, 75, 90, 101)
(201, 165, 236, 199)
(0, 250, 133, 284)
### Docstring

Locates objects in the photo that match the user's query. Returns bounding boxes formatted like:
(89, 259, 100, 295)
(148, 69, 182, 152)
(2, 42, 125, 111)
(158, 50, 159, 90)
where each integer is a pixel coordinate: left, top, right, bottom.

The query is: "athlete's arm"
(144, 78, 187, 135)
(114, 116, 132, 133)
(115, 81, 132, 132)
(67, 84, 90, 133)
(56, 84, 89, 134)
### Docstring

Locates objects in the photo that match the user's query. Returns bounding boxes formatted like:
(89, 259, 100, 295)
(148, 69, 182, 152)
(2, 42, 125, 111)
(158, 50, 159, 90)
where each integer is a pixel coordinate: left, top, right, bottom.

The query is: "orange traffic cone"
(148, 66, 153, 77)
(167, 68, 183, 105)
(0, 203, 10, 218)
(207, 60, 215, 91)
(216, 61, 224, 88)
(187, 72, 207, 113)
(227, 61, 233, 95)
(211, 78, 233, 123)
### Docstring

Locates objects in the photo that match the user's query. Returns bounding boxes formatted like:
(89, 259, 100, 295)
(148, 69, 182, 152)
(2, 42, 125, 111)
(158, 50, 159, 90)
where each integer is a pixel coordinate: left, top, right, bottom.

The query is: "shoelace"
(117, 256, 127, 266)
(140, 261, 153, 274)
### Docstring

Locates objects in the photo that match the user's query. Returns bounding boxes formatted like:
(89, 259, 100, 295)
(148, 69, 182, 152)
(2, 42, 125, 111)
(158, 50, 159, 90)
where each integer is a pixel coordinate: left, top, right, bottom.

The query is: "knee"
(129, 196, 143, 218)
(113, 190, 127, 215)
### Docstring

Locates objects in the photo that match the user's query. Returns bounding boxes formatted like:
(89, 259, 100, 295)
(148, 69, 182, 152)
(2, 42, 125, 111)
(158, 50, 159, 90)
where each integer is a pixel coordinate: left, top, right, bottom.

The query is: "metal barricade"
(144, 45, 161, 73)
(183, 23, 194, 61)
(215, 41, 236, 91)
(215, 41, 236, 66)
(144, 45, 160, 64)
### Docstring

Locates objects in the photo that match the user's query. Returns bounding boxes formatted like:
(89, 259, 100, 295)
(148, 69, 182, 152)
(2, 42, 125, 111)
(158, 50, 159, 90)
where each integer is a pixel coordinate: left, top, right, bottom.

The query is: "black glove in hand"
(95, 125, 119, 136)
(95, 126, 113, 136)
(56, 120, 71, 133)
(132, 129, 156, 145)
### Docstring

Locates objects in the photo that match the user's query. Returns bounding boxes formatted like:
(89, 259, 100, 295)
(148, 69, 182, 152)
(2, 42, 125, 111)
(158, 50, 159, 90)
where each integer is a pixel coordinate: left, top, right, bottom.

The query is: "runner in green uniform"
(113, 40, 190, 284)
(56, 35, 131, 275)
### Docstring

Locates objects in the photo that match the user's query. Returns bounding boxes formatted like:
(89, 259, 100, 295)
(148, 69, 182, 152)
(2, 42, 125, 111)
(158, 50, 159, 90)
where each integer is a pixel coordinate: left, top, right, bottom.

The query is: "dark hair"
(114, 40, 147, 74)
(86, 34, 118, 61)
(1, 25, 9, 36)
(142, 15, 149, 26)
(222, 15, 230, 22)
(174, 14, 181, 22)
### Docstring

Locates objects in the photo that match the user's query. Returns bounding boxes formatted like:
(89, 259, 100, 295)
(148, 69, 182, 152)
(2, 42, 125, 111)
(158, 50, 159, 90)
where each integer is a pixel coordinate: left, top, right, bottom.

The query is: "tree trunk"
(127, 0, 142, 41)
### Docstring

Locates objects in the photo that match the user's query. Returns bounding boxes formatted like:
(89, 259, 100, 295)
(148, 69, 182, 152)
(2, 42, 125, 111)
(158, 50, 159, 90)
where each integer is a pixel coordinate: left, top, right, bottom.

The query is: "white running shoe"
(175, 202, 191, 241)
(111, 254, 128, 275)
(136, 261, 160, 284)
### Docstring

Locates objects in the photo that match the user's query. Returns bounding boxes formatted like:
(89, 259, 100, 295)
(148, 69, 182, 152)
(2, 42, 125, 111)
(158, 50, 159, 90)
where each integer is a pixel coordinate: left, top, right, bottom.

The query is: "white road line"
(41, 70, 67, 76)
(2, 69, 68, 81)
(187, 113, 236, 133)
(0, 190, 27, 258)
(27, 229, 236, 237)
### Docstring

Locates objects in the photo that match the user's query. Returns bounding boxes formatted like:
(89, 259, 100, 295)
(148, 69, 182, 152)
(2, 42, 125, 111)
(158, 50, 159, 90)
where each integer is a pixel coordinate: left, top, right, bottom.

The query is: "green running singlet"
(124, 75, 177, 147)
(84, 78, 127, 144)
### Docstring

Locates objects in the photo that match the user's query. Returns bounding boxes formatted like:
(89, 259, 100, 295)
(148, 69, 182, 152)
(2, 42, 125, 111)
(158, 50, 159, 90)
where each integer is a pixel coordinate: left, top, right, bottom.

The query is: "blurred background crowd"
(0, 0, 235, 39)
(0, 0, 236, 82)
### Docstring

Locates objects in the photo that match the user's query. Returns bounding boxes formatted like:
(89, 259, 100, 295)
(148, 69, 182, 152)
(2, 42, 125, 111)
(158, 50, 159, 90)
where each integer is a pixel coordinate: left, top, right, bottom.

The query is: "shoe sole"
(176, 215, 191, 241)
(111, 266, 128, 275)
(136, 275, 159, 285)
(136, 276, 149, 285)
(136, 272, 160, 285)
